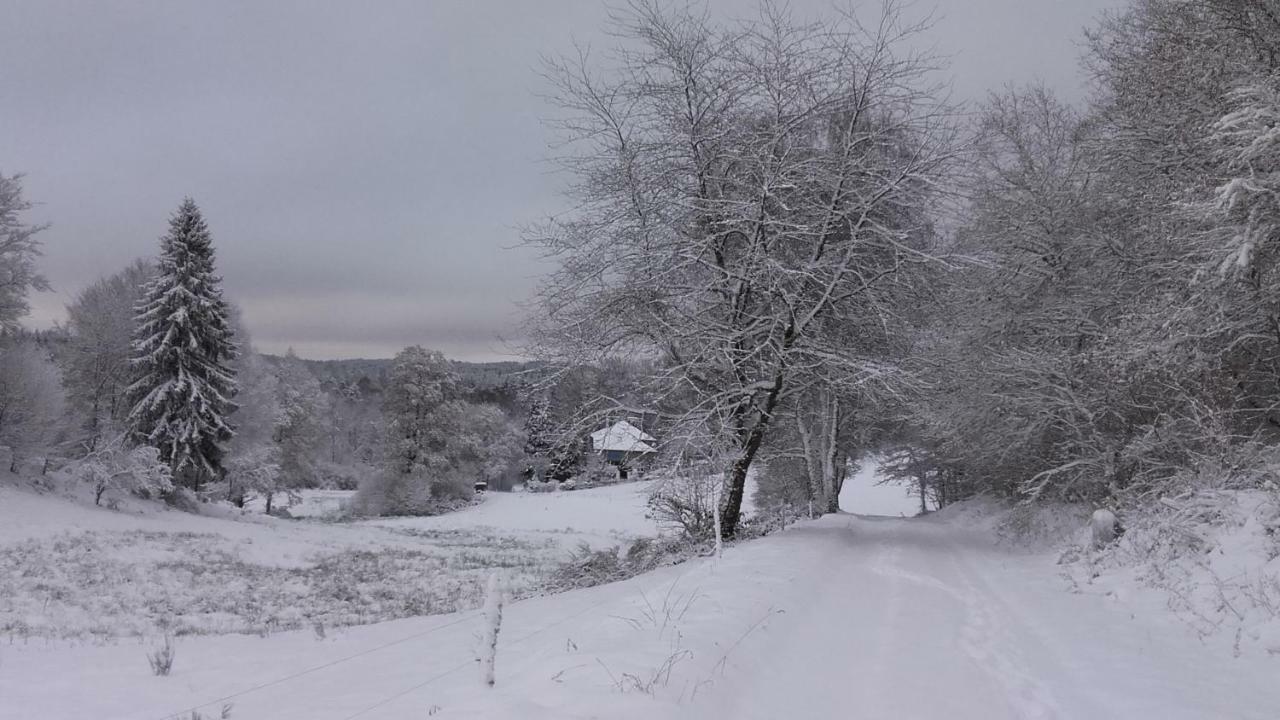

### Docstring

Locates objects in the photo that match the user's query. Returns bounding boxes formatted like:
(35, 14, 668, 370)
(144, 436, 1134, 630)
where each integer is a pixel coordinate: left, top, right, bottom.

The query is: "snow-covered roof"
(589, 420, 657, 454)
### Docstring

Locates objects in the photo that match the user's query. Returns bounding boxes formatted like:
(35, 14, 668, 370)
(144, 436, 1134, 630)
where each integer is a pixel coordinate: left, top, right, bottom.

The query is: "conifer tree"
(520, 394, 554, 482)
(127, 198, 237, 489)
(522, 394, 553, 457)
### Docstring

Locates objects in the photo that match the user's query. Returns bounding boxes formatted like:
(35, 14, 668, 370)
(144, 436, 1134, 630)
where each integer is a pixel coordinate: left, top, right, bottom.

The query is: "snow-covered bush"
(222, 445, 286, 512)
(1071, 449, 1280, 652)
(147, 634, 175, 676)
(349, 467, 477, 516)
(68, 436, 173, 506)
(526, 479, 555, 493)
(544, 536, 709, 593)
(647, 472, 718, 539)
(559, 479, 577, 491)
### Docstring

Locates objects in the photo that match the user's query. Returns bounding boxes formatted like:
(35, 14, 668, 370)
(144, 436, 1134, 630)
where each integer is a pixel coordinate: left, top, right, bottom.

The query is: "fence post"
(479, 572, 505, 687)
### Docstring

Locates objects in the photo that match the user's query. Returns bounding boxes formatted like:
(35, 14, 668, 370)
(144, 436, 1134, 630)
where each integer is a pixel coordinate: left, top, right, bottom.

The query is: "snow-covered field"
(3, 471, 1278, 720)
(5, 506, 1279, 720)
(0, 479, 658, 640)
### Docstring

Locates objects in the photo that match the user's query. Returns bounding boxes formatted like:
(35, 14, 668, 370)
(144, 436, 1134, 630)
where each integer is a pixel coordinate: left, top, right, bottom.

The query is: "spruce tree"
(127, 198, 237, 489)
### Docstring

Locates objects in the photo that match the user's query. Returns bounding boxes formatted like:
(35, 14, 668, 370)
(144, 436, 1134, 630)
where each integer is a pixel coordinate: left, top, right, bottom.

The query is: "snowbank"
(1073, 489, 1280, 655)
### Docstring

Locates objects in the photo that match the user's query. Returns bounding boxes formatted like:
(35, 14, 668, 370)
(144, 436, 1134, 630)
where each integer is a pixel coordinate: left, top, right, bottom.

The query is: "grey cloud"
(3, 0, 1119, 360)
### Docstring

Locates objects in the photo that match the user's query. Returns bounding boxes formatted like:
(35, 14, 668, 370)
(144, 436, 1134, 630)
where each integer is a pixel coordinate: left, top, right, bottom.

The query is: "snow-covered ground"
(0, 479, 658, 639)
(5, 510, 1278, 720)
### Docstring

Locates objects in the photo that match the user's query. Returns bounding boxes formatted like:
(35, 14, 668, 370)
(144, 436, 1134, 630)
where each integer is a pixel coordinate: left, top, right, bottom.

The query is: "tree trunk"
(796, 412, 822, 507)
(719, 370, 786, 538)
(821, 393, 842, 514)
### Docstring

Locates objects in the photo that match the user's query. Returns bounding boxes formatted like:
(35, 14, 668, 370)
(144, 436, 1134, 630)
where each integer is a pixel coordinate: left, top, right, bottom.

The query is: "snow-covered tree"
(530, 1, 955, 536)
(70, 434, 173, 506)
(0, 340, 66, 472)
(225, 445, 285, 513)
(351, 346, 465, 515)
(126, 198, 237, 489)
(0, 172, 48, 332)
(62, 259, 153, 448)
(521, 393, 553, 480)
(382, 346, 457, 477)
(223, 344, 280, 506)
(272, 350, 327, 490)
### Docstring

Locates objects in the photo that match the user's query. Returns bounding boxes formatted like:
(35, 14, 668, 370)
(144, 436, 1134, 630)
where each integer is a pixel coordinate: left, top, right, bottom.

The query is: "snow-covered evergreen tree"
(521, 393, 553, 480)
(126, 198, 237, 489)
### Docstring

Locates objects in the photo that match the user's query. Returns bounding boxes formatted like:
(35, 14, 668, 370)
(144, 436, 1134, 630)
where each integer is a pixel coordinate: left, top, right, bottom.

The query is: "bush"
(647, 473, 718, 539)
(316, 461, 363, 491)
(148, 634, 175, 676)
(559, 479, 577, 491)
(168, 487, 203, 513)
(349, 468, 477, 516)
(527, 480, 555, 493)
(68, 436, 173, 507)
(544, 536, 708, 593)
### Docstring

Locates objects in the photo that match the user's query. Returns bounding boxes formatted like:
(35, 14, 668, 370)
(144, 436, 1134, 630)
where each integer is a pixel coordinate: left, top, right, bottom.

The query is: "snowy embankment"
(6, 511, 1279, 720)
(0, 478, 658, 640)
(1063, 489, 1280, 655)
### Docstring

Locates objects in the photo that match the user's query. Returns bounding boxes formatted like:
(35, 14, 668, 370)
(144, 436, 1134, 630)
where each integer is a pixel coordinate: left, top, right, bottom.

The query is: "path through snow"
(4, 513, 1276, 719)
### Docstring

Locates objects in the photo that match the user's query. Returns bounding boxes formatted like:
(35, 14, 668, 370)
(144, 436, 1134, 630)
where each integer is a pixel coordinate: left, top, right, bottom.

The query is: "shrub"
(349, 468, 477, 516)
(148, 634, 175, 676)
(68, 436, 173, 507)
(316, 460, 363, 491)
(168, 487, 202, 513)
(647, 473, 718, 539)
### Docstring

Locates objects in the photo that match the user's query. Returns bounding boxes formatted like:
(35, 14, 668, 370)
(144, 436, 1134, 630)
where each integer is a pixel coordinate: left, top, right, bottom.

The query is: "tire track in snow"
(863, 525, 1066, 720)
(861, 530, 906, 699)
(943, 539, 1114, 720)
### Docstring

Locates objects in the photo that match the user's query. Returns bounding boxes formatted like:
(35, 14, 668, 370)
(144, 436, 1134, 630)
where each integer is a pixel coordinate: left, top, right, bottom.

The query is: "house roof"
(589, 420, 657, 454)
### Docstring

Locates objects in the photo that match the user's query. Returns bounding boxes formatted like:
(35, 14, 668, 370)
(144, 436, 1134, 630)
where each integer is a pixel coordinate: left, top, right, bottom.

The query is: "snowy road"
(5, 513, 1277, 719)
(702, 516, 1280, 720)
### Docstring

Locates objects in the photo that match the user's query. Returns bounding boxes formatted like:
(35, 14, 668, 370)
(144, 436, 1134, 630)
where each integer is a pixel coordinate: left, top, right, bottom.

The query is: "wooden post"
(479, 573, 505, 687)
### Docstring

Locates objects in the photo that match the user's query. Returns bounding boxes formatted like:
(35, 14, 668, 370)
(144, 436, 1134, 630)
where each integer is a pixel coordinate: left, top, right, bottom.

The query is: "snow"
(3, 478, 1278, 720)
(364, 481, 660, 548)
(0, 478, 661, 639)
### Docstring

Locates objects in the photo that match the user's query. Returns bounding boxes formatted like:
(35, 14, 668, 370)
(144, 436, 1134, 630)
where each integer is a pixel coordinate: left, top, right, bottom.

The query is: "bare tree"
(62, 260, 153, 449)
(0, 340, 66, 472)
(528, 0, 958, 537)
(0, 172, 49, 332)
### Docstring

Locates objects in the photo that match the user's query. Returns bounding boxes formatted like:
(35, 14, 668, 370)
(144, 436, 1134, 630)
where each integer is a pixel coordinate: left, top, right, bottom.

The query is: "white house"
(587, 420, 657, 469)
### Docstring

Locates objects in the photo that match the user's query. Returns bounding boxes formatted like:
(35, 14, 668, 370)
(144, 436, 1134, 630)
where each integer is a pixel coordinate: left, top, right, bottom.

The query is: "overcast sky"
(2, 0, 1119, 361)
